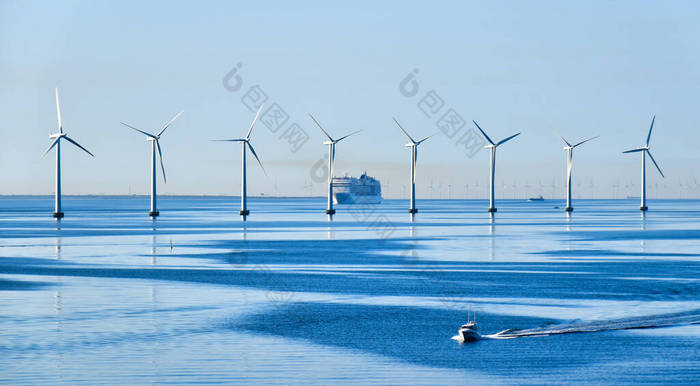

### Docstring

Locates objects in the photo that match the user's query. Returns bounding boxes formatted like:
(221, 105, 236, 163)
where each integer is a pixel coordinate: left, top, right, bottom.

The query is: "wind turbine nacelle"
(484, 144, 495, 149)
(323, 141, 334, 145)
(49, 133, 65, 139)
(405, 143, 414, 147)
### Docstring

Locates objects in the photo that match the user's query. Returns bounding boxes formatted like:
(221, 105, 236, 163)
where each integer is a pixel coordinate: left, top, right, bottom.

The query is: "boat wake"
(483, 310, 700, 340)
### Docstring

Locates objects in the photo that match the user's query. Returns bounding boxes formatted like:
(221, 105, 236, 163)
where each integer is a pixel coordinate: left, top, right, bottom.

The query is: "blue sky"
(2, 0, 699, 198)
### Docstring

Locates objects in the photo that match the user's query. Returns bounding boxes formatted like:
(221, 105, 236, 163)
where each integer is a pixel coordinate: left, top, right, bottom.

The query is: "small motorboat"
(452, 311, 481, 343)
(528, 195, 544, 202)
(458, 320, 481, 342)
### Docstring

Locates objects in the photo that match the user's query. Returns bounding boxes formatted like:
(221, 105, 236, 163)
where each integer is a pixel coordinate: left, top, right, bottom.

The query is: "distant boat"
(332, 172, 382, 204)
(528, 195, 544, 202)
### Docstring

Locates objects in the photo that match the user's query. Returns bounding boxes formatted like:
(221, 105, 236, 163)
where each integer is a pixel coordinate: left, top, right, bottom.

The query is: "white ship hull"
(332, 172, 382, 205)
(333, 192, 382, 205)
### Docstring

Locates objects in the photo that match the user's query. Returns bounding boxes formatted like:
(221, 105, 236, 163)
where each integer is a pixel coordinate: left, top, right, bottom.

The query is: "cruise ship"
(332, 172, 382, 204)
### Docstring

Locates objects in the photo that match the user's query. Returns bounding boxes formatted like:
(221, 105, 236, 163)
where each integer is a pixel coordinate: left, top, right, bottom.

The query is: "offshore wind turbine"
(473, 120, 520, 213)
(42, 88, 94, 218)
(213, 104, 266, 219)
(120, 111, 183, 217)
(393, 117, 434, 213)
(623, 116, 664, 211)
(309, 114, 360, 215)
(558, 134, 598, 212)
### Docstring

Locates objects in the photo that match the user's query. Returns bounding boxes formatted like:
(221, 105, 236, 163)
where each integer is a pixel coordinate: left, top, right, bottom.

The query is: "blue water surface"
(0, 196, 699, 384)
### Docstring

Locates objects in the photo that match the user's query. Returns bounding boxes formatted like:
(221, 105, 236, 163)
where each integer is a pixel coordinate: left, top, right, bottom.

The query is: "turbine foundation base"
(409, 208, 418, 214)
(239, 210, 250, 216)
(565, 207, 574, 212)
(487, 207, 497, 213)
(326, 209, 336, 215)
(149, 211, 159, 217)
(640, 206, 648, 211)
(53, 212, 64, 219)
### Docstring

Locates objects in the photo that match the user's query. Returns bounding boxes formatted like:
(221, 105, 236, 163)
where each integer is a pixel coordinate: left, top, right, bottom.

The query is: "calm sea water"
(1, 196, 699, 384)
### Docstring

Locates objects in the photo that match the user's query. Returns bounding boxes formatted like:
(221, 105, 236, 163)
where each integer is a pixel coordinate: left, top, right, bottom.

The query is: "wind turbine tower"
(473, 120, 520, 213)
(121, 111, 183, 217)
(623, 116, 664, 211)
(558, 134, 598, 211)
(213, 104, 266, 219)
(309, 114, 360, 215)
(393, 117, 434, 213)
(42, 88, 94, 218)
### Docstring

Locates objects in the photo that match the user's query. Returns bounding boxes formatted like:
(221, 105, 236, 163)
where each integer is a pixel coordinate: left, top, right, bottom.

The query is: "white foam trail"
(483, 310, 700, 340)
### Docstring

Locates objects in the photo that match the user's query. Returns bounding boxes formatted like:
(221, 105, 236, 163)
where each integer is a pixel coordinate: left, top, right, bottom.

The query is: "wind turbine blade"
(559, 135, 571, 147)
(245, 104, 264, 139)
(414, 146, 418, 163)
(472, 120, 495, 146)
(55, 88, 63, 133)
(332, 145, 335, 164)
(646, 150, 664, 178)
(157, 110, 184, 137)
(246, 142, 266, 176)
(622, 148, 646, 153)
(309, 113, 334, 141)
(121, 122, 157, 139)
(552, 128, 571, 147)
(210, 138, 246, 142)
(41, 138, 60, 159)
(393, 117, 416, 143)
(550, 129, 571, 147)
(156, 140, 166, 183)
(573, 135, 600, 148)
(416, 133, 438, 145)
(646, 115, 655, 146)
(63, 135, 94, 157)
(336, 130, 361, 142)
(496, 132, 521, 146)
